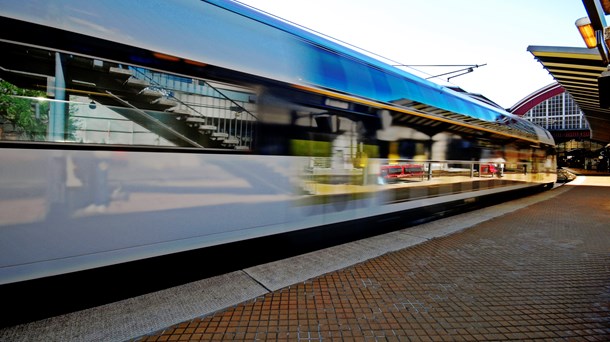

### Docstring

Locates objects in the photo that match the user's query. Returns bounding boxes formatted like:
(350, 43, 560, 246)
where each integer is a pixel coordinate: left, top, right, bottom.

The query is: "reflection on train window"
(313, 46, 347, 91)
(0, 43, 257, 150)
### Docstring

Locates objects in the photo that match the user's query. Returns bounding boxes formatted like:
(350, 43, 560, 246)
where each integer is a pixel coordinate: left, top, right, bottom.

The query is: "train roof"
(207, 3, 524, 116)
(207, 1, 554, 146)
(209, 1, 437, 88)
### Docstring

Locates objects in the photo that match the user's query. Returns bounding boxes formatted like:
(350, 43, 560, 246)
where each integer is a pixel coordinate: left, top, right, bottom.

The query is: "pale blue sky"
(236, 0, 596, 108)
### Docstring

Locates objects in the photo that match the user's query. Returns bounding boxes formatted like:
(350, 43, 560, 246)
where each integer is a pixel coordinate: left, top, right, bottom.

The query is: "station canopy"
(528, 45, 610, 143)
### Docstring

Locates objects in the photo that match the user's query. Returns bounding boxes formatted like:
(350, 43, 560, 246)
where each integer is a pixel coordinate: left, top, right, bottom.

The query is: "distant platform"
(563, 167, 610, 176)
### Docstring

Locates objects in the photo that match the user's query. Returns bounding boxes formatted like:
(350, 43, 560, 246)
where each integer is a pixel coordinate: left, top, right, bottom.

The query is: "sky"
(235, 0, 596, 109)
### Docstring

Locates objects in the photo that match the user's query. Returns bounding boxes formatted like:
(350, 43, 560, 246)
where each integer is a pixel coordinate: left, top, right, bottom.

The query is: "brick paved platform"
(133, 178, 610, 341)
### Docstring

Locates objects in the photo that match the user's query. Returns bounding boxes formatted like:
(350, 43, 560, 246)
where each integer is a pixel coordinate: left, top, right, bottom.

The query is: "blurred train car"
(0, 0, 556, 285)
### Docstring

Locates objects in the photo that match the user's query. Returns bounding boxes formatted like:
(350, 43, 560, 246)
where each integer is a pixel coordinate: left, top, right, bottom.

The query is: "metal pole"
(49, 52, 66, 141)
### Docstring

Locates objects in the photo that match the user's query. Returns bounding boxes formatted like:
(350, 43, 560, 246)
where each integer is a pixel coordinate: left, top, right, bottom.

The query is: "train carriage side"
(0, 0, 555, 285)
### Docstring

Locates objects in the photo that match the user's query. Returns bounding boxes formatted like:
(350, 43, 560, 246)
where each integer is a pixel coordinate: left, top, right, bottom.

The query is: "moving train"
(0, 0, 556, 285)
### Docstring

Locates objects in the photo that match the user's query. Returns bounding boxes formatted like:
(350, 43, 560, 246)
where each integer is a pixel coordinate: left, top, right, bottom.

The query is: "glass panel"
(312, 47, 347, 91)
(0, 42, 257, 150)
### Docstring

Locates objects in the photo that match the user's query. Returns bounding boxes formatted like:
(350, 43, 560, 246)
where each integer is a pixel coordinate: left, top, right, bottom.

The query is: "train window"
(383, 74, 422, 103)
(311, 47, 347, 92)
(470, 104, 496, 122)
(0, 42, 257, 150)
(297, 41, 535, 139)
(369, 68, 392, 100)
(339, 57, 375, 98)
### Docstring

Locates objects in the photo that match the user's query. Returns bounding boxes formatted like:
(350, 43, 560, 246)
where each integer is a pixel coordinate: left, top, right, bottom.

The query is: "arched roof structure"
(508, 83, 565, 116)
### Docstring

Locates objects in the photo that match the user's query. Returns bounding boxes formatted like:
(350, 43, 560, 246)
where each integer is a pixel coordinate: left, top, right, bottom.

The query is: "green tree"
(0, 80, 81, 141)
(0, 79, 48, 140)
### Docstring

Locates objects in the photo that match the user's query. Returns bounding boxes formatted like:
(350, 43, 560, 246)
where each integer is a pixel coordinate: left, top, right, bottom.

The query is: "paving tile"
(123, 184, 610, 341)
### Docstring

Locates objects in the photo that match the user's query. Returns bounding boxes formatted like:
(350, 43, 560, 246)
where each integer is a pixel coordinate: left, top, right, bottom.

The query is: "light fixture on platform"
(576, 16, 597, 48)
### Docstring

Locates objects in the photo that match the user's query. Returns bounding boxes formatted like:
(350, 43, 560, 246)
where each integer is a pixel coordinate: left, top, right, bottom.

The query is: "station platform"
(564, 167, 610, 177)
(1, 176, 609, 341)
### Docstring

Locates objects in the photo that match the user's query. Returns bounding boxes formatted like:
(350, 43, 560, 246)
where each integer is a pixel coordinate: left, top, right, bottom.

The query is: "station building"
(509, 82, 607, 170)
